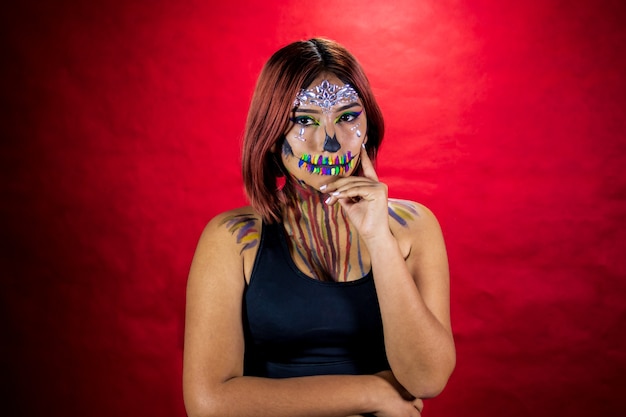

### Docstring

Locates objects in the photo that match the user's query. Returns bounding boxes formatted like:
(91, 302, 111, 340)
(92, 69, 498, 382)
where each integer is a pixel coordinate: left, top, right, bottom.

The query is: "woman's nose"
(322, 129, 341, 152)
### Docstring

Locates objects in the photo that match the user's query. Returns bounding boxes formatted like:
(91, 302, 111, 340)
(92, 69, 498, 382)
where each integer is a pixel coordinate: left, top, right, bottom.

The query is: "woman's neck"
(282, 177, 329, 208)
(281, 178, 366, 282)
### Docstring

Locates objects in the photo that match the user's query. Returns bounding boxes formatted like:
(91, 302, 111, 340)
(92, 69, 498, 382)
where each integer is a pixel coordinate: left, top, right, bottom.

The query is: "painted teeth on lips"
(298, 151, 353, 166)
(297, 151, 355, 175)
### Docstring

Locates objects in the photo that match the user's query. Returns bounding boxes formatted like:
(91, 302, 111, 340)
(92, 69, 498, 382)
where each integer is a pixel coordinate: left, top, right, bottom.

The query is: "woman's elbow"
(410, 368, 455, 399)
(417, 369, 454, 398)
(403, 350, 457, 399)
(183, 387, 223, 417)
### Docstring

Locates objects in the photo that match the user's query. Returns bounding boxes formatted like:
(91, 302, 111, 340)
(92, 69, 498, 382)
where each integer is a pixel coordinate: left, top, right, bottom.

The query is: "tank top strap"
(248, 220, 284, 286)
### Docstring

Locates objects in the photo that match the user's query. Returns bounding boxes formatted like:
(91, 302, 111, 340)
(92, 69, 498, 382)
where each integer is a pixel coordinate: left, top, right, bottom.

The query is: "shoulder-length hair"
(242, 38, 385, 223)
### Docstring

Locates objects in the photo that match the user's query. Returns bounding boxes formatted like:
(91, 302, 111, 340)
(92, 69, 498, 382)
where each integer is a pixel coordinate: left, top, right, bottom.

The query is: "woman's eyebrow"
(293, 108, 321, 114)
(293, 102, 362, 114)
(335, 103, 361, 112)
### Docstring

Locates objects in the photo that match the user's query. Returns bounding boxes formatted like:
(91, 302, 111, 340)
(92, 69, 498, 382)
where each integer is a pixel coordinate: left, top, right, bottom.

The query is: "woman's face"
(280, 73, 367, 190)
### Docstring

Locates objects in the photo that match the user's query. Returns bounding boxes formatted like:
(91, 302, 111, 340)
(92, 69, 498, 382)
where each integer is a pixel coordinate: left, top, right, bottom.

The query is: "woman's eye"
(291, 116, 317, 126)
(337, 111, 361, 123)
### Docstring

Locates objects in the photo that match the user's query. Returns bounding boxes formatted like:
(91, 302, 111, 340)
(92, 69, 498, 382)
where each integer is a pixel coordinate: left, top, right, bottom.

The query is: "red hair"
(242, 38, 385, 223)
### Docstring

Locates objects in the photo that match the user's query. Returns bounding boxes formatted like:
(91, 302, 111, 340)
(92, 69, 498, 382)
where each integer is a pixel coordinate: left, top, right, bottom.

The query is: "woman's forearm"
(366, 232, 456, 398)
(185, 373, 385, 417)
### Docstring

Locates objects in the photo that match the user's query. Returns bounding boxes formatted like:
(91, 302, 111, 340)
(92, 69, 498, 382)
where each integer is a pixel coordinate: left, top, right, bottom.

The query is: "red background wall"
(2, 1, 625, 416)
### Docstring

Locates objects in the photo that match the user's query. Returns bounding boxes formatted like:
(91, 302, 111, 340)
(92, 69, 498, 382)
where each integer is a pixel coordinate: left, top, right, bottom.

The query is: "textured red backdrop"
(2, 1, 626, 416)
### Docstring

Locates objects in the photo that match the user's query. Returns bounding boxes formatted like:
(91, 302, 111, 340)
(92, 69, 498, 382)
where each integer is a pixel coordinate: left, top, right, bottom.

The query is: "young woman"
(183, 38, 455, 417)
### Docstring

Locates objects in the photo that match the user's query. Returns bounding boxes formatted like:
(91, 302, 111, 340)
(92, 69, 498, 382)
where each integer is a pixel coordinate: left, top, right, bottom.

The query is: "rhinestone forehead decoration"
(293, 80, 359, 112)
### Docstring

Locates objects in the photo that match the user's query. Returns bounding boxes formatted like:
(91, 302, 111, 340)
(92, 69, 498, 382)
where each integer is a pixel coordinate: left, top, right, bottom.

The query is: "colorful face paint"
(281, 74, 367, 188)
(282, 138, 294, 157)
(282, 181, 367, 282)
(294, 79, 359, 113)
(296, 151, 356, 176)
(289, 110, 362, 146)
(220, 214, 260, 254)
(387, 199, 420, 227)
(322, 131, 341, 152)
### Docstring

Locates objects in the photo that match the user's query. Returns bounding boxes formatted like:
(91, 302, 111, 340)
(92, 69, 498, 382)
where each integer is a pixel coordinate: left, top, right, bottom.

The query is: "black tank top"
(243, 221, 389, 378)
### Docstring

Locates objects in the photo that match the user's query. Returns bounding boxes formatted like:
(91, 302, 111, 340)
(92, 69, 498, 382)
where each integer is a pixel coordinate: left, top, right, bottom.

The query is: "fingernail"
(361, 143, 366, 149)
(331, 191, 340, 196)
(325, 197, 332, 204)
(319, 184, 327, 191)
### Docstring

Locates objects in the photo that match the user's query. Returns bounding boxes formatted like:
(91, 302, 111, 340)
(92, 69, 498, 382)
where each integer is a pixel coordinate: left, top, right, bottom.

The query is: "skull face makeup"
(282, 74, 367, 189)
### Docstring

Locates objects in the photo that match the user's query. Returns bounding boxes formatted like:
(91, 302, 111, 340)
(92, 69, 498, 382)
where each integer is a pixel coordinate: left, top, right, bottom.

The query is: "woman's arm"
(182, 211, 422, 417)
(367, 202, 455, 398)
(324, 148, 456, 398)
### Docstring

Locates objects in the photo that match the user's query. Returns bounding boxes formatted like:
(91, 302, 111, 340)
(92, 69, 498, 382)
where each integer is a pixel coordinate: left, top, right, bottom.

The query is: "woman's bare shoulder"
(387, 198, 442, 249)
(202, 206, 263, 254)
(207, 206, 262, 230)
(196, 206, 263, 283)
(387, 198, 438, 228)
